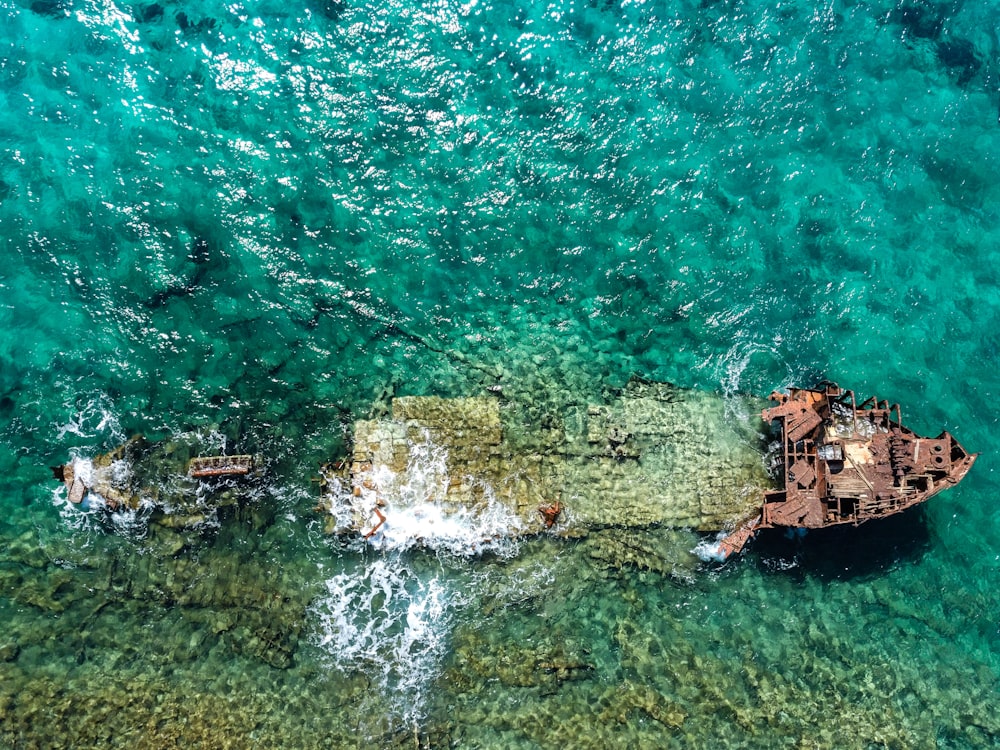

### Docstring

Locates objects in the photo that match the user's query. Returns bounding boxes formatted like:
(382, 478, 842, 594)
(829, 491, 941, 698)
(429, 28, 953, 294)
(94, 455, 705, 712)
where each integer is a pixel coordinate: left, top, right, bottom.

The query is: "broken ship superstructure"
(716, 382, 978, 558)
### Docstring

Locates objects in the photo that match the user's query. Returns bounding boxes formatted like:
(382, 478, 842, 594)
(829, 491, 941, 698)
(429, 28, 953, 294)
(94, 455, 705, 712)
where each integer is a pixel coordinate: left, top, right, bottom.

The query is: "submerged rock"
(580, 527, 705, 582)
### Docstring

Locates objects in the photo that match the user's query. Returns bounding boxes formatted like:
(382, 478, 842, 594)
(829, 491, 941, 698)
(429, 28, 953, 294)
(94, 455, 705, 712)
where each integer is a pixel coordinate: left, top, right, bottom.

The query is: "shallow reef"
(429, 543, 1000, 749)
(2, 514, 999, 748)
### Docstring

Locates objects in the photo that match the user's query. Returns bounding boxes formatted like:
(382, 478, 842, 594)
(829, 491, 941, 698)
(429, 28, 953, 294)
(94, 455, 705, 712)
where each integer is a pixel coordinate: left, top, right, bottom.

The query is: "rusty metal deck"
(716, 382, 977, 558)
(187, 455, 254, 478)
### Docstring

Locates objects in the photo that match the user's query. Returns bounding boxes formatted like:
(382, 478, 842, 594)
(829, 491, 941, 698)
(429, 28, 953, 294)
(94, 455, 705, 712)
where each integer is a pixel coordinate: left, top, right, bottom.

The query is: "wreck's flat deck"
(319, 383, 775, 538)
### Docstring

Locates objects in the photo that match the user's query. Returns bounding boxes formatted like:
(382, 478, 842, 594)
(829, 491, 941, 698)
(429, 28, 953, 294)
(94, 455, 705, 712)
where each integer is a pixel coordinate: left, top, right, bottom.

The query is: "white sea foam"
(371, 496, 522, 557)
(311, 431, 527, 727)
(54, 454, 155, 538)
(54, 455, 154, 539)
(103, 498, 156, 539)
(311, 557, 463, 724)
(54, 393, 123, 442)
(328, 431, 524, 558)
(692, 532, 731, 563)
(55, 457, 96, 531)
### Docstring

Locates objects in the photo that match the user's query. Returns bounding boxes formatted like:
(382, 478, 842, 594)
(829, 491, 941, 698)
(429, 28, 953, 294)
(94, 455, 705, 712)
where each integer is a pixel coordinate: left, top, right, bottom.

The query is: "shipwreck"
(714, 383, 978, 558)
(51, 380, 976, 564)
(52, 434, 258, 529)
(318, 380, 976, 562)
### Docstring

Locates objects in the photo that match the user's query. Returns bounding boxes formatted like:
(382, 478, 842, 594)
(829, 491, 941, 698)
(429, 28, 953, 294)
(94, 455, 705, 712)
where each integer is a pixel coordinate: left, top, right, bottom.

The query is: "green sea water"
(1, 0, 999, 746)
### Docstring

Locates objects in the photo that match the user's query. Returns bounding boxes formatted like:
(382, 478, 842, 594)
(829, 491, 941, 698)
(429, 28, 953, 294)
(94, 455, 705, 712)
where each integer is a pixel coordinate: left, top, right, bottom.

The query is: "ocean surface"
(1, 0, 999, 746)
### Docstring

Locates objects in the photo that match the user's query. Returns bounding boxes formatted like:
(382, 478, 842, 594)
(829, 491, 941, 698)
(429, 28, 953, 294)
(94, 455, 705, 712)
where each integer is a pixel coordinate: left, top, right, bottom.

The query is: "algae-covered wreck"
(316, 379, 773, 552)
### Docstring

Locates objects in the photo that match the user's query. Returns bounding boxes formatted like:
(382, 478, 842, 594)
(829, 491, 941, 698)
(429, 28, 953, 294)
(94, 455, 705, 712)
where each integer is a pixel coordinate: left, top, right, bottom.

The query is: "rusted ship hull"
(716, 383, 977, 558)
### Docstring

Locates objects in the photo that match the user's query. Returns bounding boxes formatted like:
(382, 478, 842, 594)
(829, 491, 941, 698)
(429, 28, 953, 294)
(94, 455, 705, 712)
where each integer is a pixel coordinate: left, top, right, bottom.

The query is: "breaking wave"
(311, 433, 528, 727)
(54, 457, 154, 540)
(54, 392, 124, 443)
(326, 432, 525, 558)
(692, 532, 732, 564)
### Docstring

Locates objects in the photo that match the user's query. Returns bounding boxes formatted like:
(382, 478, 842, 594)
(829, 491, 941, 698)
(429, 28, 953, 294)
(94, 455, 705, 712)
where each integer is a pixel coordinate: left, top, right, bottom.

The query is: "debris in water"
(187, 454, 254, 478)
(537, 500, 562, 529)
(54, 435, 260, 529)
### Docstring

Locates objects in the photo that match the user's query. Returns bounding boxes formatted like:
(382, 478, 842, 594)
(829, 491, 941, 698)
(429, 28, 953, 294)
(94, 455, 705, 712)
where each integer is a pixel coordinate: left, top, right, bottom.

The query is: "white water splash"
(311, 557, 464, 724)
(312, 431, 529, 728)
(54, 392, 123, 442)
(371, 496, 523, 557)
(54, 456, 154, 539)
(329, 431, 524, 557)
(692, 531, 732, 563)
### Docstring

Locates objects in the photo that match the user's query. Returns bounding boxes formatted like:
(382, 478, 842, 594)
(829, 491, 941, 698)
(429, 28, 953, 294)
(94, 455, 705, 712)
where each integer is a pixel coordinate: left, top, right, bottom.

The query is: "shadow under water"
(753, 507, 933, 581)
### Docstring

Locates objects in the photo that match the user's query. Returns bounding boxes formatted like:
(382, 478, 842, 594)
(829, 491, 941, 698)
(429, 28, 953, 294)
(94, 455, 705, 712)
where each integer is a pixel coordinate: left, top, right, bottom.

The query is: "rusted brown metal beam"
(187, 455, 254, 478)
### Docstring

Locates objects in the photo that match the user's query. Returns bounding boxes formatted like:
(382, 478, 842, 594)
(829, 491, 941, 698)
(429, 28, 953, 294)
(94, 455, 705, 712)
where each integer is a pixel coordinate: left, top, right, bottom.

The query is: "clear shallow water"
(1, 0, 999, 746)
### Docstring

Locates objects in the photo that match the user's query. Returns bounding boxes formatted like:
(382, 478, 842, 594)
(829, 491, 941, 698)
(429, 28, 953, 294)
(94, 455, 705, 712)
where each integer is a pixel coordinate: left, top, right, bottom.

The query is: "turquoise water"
(2, 0, 999, 746)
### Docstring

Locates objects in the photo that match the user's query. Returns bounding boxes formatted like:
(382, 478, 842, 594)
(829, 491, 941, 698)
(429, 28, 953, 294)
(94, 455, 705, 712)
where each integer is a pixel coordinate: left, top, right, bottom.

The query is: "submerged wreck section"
(317, 380, 773, 549)
(53, 435, 260, 529)
(715, 383, 977, 558)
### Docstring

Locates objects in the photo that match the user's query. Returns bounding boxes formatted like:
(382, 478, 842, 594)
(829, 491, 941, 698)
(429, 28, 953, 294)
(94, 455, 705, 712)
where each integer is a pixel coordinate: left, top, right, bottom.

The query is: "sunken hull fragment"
(715, 383, 976, 558)
(316, 382, 774, 550)
(53, 435, 260, 530)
